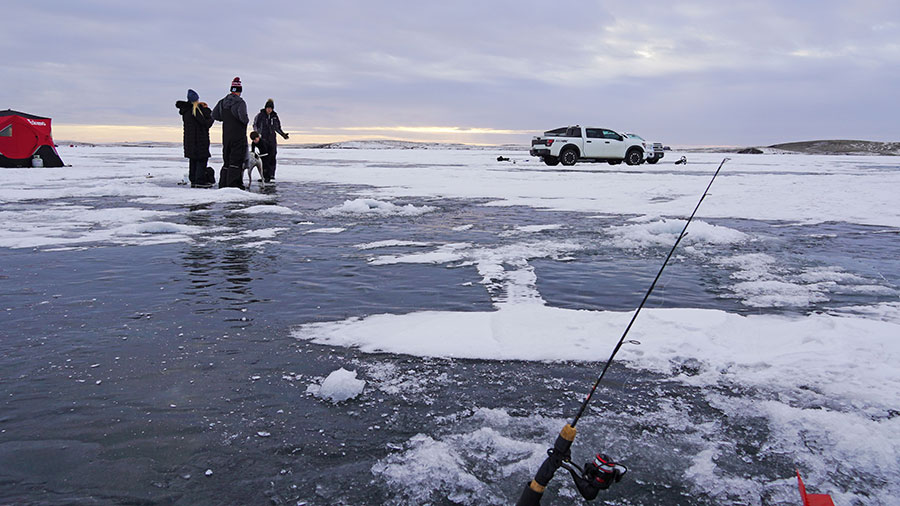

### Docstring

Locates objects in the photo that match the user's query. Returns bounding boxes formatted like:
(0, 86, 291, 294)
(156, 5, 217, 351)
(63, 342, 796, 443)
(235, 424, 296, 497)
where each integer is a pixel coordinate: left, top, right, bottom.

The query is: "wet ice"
(1, 145, 898, 505)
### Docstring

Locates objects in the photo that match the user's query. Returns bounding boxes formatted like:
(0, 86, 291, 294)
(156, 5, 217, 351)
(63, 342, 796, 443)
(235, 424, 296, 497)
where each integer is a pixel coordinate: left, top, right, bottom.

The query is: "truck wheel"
(543, 156, 559, 166)
(625, 148, 643, 166)
(560, 148, 579, 166)
(646, 156, 659, 165)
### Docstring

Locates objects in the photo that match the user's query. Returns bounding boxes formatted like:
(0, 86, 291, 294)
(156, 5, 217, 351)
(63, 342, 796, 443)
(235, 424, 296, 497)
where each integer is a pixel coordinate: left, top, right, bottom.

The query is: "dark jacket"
(250, 138, 270, 158)
(212, 93, 249, 143)
(253, 109, 287, 152)
(175, 100, 214, 159)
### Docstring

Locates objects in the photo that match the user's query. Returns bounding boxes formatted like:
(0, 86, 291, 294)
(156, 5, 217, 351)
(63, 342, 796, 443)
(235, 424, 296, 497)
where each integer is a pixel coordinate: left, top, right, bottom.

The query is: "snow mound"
(232, 205, 298, 215)
(116, 221, 201, 235)
(307, 368, 366, 403)
(606, 219, 748, 250)
(321, 198, 436, 217)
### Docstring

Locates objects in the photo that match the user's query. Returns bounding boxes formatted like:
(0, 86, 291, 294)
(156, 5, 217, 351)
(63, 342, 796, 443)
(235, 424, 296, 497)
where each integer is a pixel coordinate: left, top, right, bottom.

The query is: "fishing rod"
(516, 157, 730, 506)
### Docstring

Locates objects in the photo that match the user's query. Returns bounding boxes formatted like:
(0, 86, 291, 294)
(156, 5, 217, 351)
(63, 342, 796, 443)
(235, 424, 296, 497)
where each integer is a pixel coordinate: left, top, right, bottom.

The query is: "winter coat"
(250, 138, 270, 158)
(253, 109, 287, 153)
(175, 100, 214, 159)
(212, 93, 249, 144)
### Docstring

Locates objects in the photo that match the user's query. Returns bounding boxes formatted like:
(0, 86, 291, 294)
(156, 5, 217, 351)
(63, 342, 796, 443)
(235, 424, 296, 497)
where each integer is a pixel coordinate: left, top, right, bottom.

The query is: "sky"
(2, 1, 899, 146)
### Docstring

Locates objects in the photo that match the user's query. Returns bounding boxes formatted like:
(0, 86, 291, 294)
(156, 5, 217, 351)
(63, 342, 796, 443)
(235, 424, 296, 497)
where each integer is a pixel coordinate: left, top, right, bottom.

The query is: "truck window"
(543, 127, 567, 136)
(565, 127, 582, 137)
(602, 130, 621, 140)
(586, 129, 603, 139)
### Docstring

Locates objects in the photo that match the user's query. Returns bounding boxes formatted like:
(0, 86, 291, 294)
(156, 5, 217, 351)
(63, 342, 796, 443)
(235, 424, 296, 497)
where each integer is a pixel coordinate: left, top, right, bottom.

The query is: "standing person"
(212, 77, 249, 189)
(252, 98, 289, 183)
(175, 89, 214, 187)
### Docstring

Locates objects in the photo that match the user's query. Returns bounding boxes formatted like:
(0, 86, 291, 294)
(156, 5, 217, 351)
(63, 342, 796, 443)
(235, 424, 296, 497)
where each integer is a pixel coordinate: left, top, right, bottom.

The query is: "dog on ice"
(246, 131, 269, 188)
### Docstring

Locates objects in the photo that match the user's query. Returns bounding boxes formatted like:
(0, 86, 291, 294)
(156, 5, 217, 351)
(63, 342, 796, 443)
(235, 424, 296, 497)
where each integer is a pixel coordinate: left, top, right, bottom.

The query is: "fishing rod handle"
(515, 424, 577, 506)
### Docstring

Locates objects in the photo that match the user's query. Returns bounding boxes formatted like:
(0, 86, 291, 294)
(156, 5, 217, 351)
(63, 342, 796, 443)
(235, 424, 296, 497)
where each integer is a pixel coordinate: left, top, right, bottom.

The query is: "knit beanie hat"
(230, 77, 242, 93)
(265, 98, 274, 109)
(187, 89, 199, 102)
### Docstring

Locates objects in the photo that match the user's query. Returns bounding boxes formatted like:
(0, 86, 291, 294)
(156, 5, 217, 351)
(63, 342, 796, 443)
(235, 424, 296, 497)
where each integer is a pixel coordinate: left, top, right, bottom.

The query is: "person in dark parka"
(212, 77, 249, 189)
(252, 98, 289, 183)
(175, 89, 214, 186)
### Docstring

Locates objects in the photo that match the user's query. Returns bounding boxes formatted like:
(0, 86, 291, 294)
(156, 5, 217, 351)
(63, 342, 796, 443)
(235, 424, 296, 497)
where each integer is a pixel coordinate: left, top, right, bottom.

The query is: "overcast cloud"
(2, 1, 898, 145)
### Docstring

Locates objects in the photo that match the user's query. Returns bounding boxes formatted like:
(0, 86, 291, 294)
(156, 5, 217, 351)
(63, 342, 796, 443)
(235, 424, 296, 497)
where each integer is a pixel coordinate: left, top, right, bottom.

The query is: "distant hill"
(767, 140, 900, 155)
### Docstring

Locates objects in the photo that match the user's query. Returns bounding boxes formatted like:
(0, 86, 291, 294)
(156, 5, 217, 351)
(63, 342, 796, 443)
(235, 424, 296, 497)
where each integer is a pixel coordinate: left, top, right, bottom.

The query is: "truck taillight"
(546, 139, 554, 146)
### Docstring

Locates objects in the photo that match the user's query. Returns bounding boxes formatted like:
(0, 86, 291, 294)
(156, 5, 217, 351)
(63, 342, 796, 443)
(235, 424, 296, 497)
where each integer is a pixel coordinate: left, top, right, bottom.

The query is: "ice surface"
(4, 146, 899, 504)
(280, 150, 900, 227)
(306, 367, 366, 403)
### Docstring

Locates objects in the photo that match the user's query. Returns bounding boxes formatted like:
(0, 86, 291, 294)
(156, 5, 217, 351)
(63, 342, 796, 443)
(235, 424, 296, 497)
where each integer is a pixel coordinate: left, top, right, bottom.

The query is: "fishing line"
(516, 157, 730, 506)
(570, 157, 729, 427)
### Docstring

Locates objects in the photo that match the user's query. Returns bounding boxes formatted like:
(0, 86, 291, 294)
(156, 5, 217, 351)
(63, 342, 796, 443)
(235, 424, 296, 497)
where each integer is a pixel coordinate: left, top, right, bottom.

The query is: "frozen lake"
(1, 146, 898, 505)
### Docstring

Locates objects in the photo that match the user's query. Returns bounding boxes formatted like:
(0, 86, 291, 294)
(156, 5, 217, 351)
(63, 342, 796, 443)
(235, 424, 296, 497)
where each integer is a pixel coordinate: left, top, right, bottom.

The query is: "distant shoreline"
(53, 139, 899, 155)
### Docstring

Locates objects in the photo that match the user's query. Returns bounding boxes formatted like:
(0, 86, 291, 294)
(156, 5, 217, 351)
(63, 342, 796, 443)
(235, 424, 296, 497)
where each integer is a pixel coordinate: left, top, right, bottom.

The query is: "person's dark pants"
(263, 137, 278, 180)
(188, 157, 208, 185)
(262, 156, 276, 182)
(221, 138, 247, 189)
(222, 139, 247, 171)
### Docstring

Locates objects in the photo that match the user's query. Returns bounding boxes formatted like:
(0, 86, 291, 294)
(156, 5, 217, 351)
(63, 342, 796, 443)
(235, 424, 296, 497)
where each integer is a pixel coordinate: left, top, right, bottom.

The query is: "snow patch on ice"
(236, 240, 279, 249)
(364, 362, 450, 405)
(730, 280, 832, 307)
(715, 254, 896, 307)
(0, 206, 190, 249)
(231, 205, 298, 215)
(321, 198, 435, 217)
(305, 227, 346, 234)
(240, 227, 288, 239)
(354, 240, 432, 250)
(368, 240, 581, 304)
(500, 224, 564, 236)
(371, 408, 550, 505)
(605, 219, 749, 250)
(369, 242, 471, 266)
(117, 221, 200, 235)
(132, 187, 271, 206)
(294, 304, 900, 410)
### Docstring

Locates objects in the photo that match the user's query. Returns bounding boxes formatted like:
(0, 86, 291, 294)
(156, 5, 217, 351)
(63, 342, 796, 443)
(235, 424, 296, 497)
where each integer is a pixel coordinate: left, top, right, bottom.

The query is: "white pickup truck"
(530, 125, 648, 166)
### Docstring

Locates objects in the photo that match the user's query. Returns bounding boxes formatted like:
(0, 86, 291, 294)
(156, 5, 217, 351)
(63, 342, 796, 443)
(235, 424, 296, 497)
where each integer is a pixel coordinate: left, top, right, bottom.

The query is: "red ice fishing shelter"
(0, 109, 65, 167)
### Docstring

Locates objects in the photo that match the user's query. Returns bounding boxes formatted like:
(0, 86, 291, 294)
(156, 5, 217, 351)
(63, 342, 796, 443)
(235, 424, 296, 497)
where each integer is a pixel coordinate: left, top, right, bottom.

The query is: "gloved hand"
(282, 133, 289, 139)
